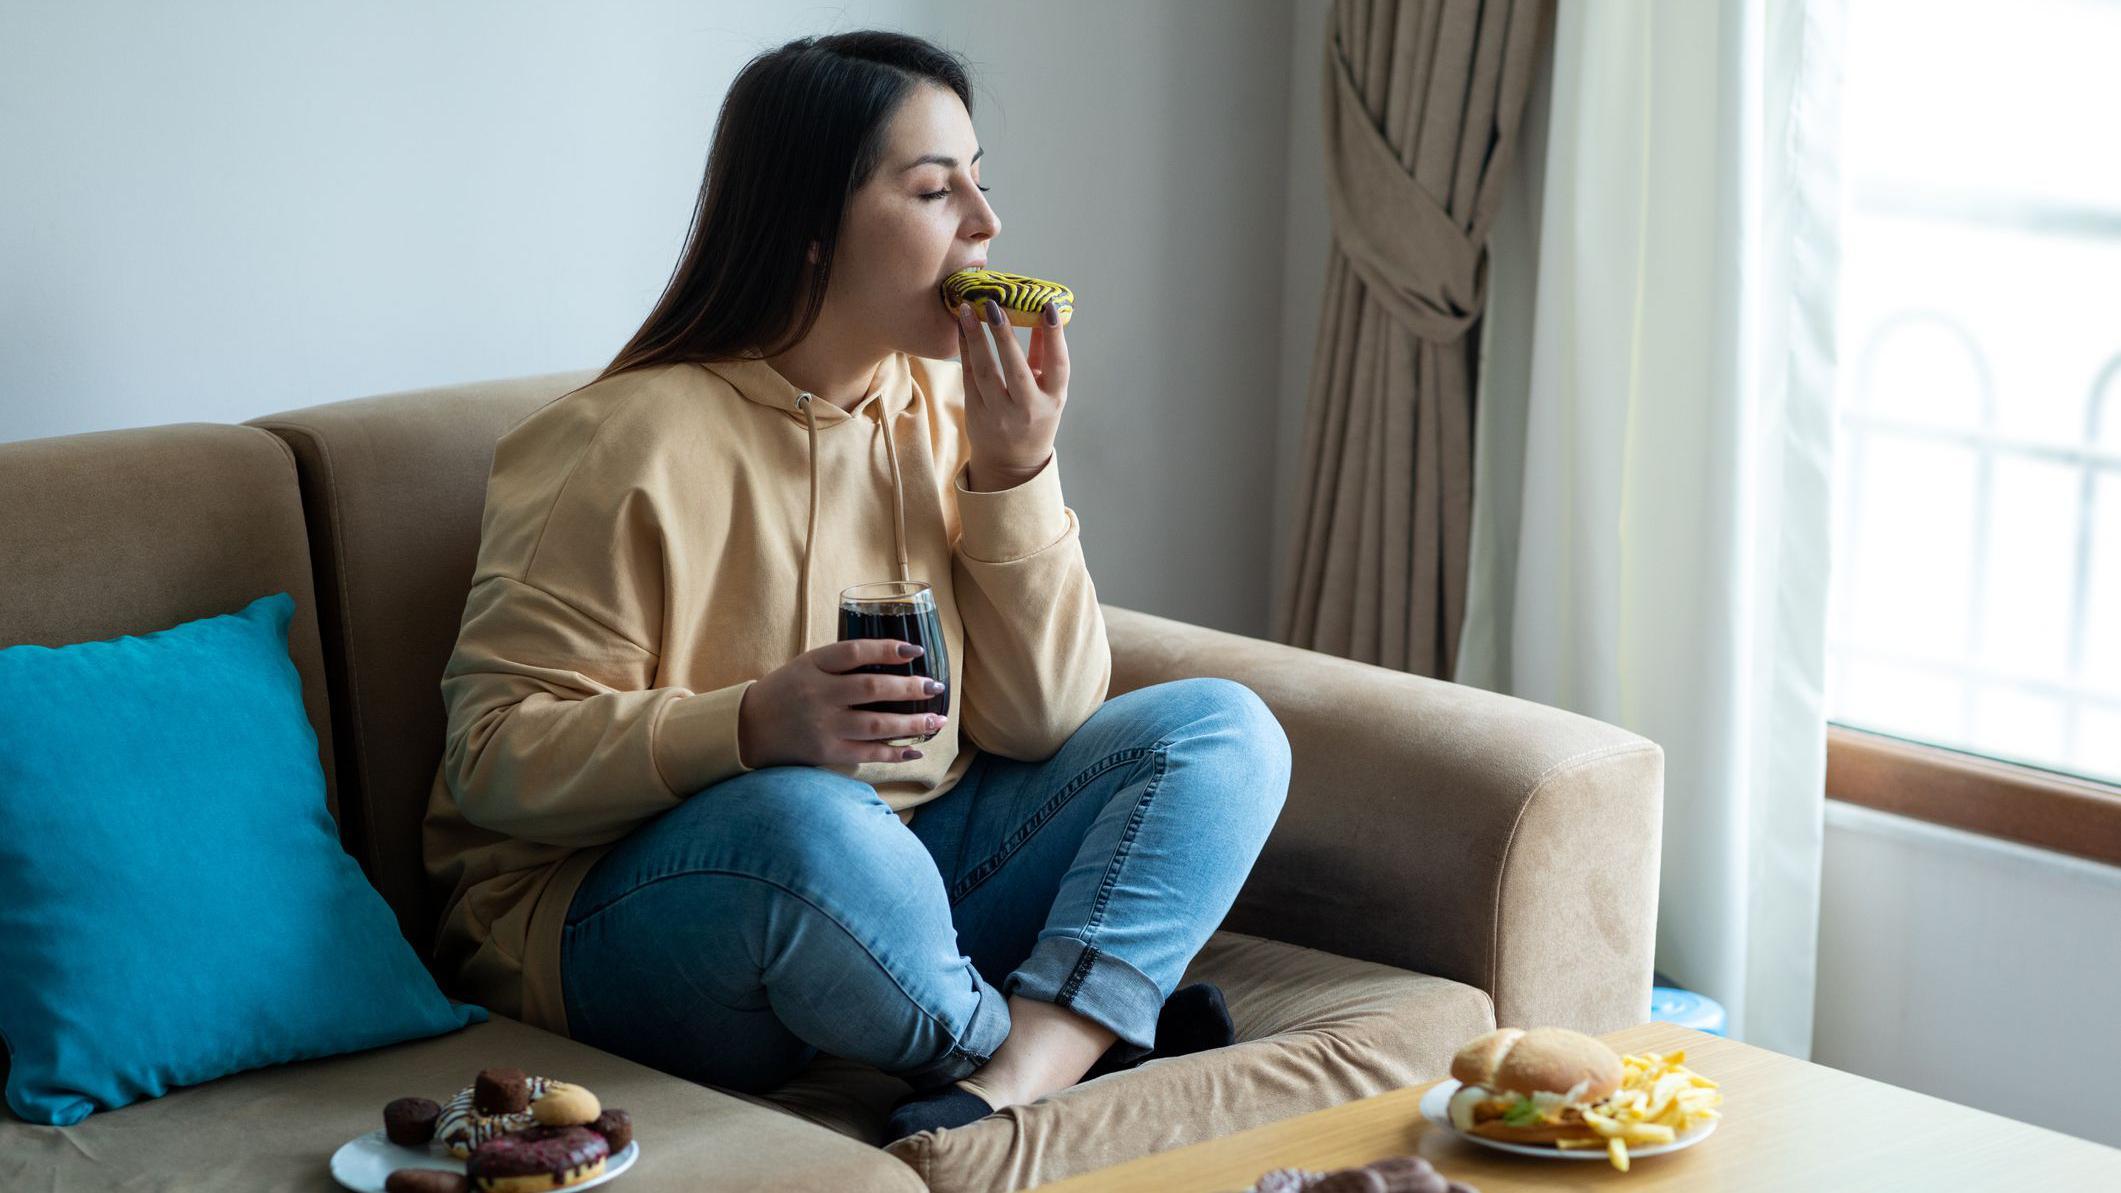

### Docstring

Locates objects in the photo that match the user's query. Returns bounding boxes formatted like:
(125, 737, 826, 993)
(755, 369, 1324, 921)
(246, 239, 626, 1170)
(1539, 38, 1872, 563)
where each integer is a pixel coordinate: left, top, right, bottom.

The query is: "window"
(1828, 0, 2121, 791)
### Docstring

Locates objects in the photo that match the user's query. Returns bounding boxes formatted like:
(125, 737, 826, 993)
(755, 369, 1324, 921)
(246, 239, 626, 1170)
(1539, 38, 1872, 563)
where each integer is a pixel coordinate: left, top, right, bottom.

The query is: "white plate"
(328, 1127, 638, 1192)
(1417, 1079, 1715, 1162)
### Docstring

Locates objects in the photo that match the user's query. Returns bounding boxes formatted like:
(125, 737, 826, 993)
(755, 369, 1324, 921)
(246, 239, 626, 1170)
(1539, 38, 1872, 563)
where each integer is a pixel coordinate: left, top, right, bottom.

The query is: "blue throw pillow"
(0, 591, 484, 1126)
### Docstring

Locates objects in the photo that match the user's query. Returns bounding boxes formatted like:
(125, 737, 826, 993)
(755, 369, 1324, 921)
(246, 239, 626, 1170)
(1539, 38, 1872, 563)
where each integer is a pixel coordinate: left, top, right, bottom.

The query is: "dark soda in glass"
(838, 580, 951, 745)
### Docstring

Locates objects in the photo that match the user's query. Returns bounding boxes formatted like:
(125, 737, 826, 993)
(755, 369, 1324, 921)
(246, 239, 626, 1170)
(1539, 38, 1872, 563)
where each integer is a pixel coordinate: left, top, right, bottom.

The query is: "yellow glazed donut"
(435, 1075, 555, 1159)
(941, 268, 1074, 328)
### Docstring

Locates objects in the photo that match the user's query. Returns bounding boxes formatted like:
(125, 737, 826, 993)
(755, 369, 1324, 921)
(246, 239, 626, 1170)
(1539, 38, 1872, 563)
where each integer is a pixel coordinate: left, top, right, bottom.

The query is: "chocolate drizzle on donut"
(466, 1124, 609, 1181)
(435, 1075, 555, 1158)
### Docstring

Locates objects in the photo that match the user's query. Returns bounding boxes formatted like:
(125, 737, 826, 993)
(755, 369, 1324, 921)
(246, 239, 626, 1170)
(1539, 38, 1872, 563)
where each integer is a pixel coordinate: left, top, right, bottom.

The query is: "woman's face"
(817, 84, 1000, 361)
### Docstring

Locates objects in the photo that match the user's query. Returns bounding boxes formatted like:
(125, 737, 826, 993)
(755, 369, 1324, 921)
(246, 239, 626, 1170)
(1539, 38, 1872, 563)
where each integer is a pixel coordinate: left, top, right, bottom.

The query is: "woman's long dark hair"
(596, 32, 975, 383)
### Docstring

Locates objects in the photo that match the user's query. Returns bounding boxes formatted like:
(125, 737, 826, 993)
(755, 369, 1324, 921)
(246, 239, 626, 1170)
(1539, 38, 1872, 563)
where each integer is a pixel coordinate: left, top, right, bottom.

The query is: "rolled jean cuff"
(898, 964, 1015, 1090)
(1003, 935, 1163, 1058)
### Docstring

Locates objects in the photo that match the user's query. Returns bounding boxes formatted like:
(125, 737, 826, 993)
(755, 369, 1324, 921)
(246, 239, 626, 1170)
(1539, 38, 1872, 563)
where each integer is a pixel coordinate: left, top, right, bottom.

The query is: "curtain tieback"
(1323, 37, 1489, 344)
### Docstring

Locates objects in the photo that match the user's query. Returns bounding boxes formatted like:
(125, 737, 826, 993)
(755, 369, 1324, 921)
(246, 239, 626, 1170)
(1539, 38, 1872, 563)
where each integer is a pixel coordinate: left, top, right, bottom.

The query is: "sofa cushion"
(0, 422, 347, 1104)
(0, 424, 339, 832)
(745, 930, 1495, 1192)
(0, 1014, 924, 1192)
(244, 372, 593, 953)
(0, 591, 484, 1125)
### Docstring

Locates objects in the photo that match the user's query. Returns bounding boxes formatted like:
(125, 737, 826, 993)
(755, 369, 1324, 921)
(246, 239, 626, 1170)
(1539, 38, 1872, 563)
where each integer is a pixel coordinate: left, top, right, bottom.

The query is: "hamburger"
(1445, 1027, 1624, 1144)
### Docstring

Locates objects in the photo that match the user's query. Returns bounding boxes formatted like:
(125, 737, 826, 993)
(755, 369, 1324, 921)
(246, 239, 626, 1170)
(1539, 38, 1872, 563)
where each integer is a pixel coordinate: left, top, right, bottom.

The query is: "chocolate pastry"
(466, 1125, 610, 1193)
(383, 1171, 469, 1193)
(588, 1107, 633, 1152)
(382, 1096, 442, 1146)
(1248, 1157, 1471, 1193)
(472, 1066, 530, 1115)
(1306, 1169, 1387, 1193)
(1364, 1155, 1449, 1193)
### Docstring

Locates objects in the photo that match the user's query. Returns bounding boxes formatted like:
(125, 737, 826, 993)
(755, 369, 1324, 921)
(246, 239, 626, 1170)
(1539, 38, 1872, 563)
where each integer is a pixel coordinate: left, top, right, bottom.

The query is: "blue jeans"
(559, 677, 1291, 1095)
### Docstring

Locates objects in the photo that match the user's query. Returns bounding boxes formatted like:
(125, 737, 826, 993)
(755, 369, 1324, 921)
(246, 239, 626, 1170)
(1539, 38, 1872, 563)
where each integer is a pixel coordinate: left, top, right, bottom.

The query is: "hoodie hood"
(698, 353, 918, 653)
(701, 351, 915, 425)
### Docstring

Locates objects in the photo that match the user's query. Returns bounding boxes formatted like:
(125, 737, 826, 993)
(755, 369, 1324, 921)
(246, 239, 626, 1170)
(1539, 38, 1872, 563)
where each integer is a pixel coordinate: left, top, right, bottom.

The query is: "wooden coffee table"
(1034, 1022, 2121, 1191)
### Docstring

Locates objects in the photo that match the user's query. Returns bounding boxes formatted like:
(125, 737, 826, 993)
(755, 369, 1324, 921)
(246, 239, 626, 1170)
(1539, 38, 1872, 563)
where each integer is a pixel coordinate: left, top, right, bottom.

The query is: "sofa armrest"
(1104, 606, 1663, 1033)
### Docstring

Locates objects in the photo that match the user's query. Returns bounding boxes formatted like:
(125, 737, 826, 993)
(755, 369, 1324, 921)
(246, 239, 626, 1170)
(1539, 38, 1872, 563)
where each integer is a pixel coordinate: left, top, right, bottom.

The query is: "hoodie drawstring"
(795, 393, 821, 653)
(792, 391, 912, 655)
(876, 404, 913, 587)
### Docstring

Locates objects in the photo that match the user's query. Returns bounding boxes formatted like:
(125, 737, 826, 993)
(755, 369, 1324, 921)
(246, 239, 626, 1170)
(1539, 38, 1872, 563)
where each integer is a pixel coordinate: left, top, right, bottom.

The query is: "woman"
(423, 31, 1291, 1143)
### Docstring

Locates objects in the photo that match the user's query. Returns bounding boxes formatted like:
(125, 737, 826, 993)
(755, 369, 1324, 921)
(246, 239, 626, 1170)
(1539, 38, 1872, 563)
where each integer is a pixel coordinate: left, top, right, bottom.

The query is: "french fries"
(1570, 1049, 1722, 1171)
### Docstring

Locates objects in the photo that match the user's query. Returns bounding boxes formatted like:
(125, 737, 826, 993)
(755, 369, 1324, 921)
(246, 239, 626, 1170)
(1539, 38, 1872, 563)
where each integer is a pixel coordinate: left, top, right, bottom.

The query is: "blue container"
(1649, 985, 1727, 1036)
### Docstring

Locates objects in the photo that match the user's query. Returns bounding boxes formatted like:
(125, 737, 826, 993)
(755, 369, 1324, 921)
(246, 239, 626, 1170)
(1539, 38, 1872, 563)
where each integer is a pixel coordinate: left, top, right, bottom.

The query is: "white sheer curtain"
(1457, 0, 1845, 1057)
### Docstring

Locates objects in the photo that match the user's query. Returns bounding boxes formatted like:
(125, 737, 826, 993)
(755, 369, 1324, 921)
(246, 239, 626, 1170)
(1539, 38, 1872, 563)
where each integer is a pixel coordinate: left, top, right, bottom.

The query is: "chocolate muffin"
(588, 1107, 633, 1152)
(466, 1124, 609, 1193)
(472, 1066, 530, 1115)
(382, 1096, 442, 1147)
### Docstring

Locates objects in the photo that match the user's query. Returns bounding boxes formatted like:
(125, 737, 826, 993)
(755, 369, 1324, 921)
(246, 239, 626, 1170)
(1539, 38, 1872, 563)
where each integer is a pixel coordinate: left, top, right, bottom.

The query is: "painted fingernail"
(925, 715, 941, 733)
(1043, 301, 1059, 327)
(958, 301, 972, 320)
(898, 642, 925, 658)
(983, 298, 1004, 325)
(923, 679, 945, 695)
(902, 748, 924, 760)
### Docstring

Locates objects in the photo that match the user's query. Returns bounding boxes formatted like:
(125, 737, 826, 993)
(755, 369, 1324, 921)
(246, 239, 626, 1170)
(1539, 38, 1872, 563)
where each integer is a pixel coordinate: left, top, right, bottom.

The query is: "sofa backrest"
(0, 423, 342, 831)
(245, 370, 597, 957)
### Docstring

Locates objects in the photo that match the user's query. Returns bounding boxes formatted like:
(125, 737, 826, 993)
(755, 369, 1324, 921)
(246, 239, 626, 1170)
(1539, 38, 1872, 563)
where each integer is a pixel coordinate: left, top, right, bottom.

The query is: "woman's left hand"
(957, 297, 1069, 492)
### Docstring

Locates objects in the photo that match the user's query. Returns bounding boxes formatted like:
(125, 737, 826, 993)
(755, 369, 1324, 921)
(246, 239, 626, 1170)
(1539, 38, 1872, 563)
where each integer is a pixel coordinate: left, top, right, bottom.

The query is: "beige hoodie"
(423, 352, 1111, 1035)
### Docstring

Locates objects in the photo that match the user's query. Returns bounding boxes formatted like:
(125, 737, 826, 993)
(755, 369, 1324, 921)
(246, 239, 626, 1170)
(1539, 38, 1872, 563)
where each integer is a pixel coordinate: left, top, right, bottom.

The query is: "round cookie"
(466, 1125, 609, 1193)
(530, 1081, 601, 1127)
(435, 1075, 555, 1158)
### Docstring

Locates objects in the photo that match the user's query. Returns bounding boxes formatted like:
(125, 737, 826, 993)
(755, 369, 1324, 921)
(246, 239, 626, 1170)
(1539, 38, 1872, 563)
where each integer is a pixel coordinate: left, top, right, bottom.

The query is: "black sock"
(1078, 981, 1236, 1082)
(1154, 982, 1236, 1057)
(881, 1083, 994, 1144)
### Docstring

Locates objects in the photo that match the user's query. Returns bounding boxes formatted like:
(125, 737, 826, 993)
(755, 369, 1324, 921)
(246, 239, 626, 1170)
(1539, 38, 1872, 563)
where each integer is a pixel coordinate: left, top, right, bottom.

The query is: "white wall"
(1269, 0, 1335, 627)
(0, 0, 1299, 638)
(1811, 801, 2121, 1147)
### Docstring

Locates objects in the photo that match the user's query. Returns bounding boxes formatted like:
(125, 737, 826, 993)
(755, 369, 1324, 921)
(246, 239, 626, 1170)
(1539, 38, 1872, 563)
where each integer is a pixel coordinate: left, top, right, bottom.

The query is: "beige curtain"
(1276, 0, 1551, 679)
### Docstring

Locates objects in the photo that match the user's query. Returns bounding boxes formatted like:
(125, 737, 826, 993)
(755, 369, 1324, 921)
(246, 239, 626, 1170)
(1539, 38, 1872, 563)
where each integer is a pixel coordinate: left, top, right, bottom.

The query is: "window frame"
(1825, 723, 2121, 865)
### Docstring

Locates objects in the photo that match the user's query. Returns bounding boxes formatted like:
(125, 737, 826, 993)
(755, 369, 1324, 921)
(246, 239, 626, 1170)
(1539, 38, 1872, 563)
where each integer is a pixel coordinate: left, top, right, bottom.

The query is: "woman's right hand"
(735, 638, 947, 769)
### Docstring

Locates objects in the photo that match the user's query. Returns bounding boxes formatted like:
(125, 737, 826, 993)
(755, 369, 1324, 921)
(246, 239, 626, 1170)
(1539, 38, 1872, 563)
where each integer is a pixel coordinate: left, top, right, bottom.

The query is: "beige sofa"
(0, 371, 1664, 1192)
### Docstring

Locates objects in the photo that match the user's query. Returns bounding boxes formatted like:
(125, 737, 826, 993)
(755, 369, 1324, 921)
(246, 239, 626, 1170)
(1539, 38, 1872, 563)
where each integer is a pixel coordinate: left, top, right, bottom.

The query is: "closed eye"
(922, 185, 991, 202)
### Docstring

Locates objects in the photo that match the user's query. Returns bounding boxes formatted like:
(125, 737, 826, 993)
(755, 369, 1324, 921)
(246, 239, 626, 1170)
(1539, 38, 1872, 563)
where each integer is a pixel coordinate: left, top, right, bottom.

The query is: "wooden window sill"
(1825, 724, 2121, 867)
